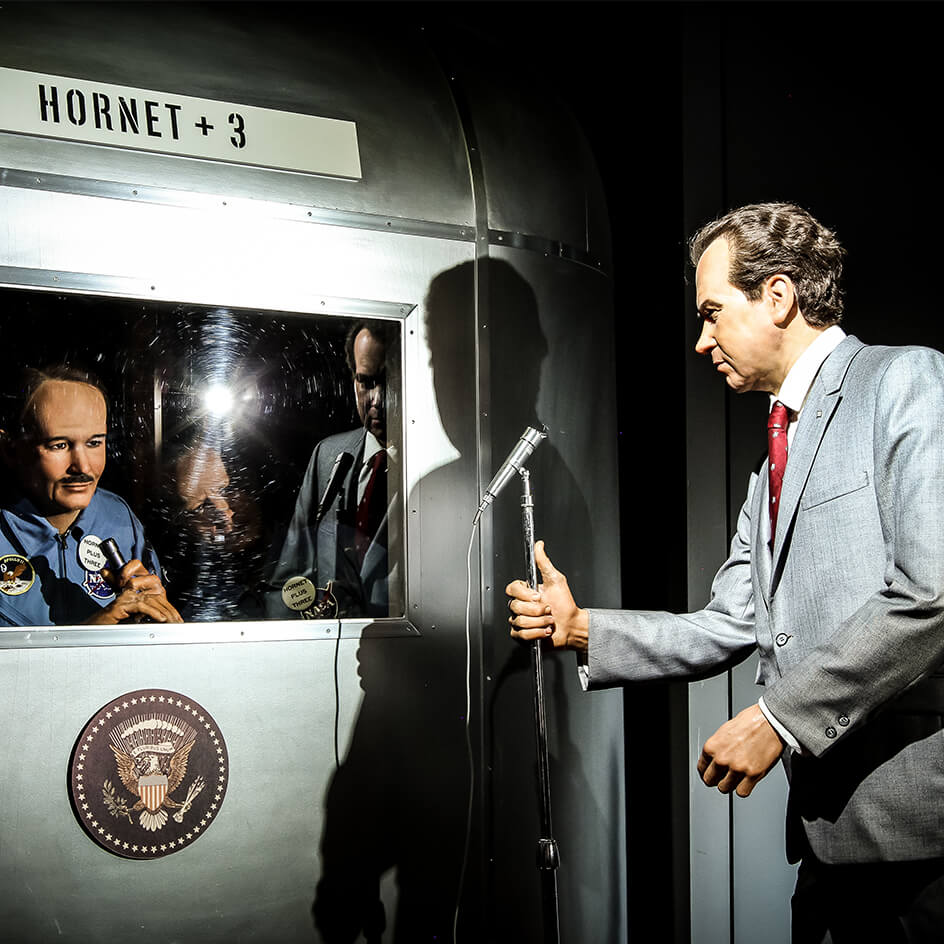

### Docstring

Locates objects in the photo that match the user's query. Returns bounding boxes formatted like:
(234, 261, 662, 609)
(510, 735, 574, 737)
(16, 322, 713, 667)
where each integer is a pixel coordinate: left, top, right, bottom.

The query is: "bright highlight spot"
(203, 384, 234, 416)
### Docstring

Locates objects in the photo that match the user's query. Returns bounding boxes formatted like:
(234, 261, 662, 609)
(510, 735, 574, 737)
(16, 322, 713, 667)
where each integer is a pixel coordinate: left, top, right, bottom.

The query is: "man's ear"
(764, 273, 798, 326)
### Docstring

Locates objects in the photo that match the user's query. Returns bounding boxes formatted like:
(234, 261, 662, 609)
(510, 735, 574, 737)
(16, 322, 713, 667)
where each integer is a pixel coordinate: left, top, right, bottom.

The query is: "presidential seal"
(69, 689, 229, 859)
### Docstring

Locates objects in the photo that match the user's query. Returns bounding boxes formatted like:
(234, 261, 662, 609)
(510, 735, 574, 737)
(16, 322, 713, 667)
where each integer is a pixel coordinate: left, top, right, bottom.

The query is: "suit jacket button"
(838, 715, 850, 726)
(775, 632, 790, 646)
(825, 726, 837, 739)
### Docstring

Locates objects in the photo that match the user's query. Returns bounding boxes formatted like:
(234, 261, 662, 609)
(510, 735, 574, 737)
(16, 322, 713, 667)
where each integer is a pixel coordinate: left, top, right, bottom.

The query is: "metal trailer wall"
(0, 4, 624, 942)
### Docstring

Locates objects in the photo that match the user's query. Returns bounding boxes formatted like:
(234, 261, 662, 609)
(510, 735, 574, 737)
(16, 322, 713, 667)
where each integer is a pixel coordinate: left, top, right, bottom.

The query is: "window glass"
(0, 287, 403, 625)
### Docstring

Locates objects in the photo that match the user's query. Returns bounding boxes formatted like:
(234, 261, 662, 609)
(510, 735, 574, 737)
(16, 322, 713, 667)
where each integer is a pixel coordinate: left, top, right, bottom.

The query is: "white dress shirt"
(758, 325, 846, 750)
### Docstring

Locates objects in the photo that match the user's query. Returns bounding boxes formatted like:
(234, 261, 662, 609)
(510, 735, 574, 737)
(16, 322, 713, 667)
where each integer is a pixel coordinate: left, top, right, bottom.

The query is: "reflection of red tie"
(355, 450, 386, 565)
(768, 401, 789, 547)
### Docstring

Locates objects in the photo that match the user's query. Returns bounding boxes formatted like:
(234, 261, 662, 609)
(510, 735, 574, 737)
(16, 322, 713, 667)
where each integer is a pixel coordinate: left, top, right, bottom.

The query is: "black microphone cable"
(333, 609, 343, 770)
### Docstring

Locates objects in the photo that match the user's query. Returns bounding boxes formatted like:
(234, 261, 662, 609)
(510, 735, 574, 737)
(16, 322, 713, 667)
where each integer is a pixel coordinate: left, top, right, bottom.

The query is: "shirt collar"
(771, 325, 846, 415)
(363, 431, 383, 462)
(3, 492, 63, 551)
(3, 490, 94, 548)
(363, 431, 397, 465)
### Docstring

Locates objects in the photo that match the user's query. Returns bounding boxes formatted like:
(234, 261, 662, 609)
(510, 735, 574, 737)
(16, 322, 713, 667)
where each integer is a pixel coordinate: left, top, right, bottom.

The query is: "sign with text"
(0, 66, 362, 179)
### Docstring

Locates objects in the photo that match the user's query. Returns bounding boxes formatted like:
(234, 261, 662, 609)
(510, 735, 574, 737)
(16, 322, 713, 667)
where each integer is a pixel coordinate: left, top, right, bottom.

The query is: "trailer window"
(0, 287, 404, 625)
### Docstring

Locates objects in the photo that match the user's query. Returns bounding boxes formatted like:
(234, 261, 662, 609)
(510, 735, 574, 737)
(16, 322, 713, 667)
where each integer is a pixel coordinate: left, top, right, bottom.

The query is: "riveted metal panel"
(0, 3, 473, 225)
(0, 5, 620, 942)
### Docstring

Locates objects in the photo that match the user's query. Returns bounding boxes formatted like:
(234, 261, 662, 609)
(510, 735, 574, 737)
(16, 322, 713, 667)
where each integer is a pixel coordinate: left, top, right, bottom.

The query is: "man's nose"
(695, 320, 716, 355)
(68, 446, 93, 474)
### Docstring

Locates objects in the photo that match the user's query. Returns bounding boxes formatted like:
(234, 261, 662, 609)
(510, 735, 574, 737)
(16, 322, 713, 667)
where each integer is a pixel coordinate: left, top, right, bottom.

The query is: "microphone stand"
(519, 467, 561, 944)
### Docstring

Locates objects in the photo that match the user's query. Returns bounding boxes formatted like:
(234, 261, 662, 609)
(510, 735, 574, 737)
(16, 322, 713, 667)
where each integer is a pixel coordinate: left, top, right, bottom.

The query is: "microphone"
(98, 537, 127, 573)
(98, 536, 154, 624)
(314, 451, 355, 525)
(476, 425, 547, 518)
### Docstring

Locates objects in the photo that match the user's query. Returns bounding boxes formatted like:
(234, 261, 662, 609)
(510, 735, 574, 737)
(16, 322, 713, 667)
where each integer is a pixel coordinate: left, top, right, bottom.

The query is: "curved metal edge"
(488, 228, 607, 274)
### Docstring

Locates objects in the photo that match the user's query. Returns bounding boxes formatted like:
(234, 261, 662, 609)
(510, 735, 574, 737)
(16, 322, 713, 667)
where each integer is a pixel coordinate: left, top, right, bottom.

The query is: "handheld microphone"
(315, 451, 355, 525)
(98, 537, 127, 573)
(98, 537, 154, 623)
(475, 425, 547, 519)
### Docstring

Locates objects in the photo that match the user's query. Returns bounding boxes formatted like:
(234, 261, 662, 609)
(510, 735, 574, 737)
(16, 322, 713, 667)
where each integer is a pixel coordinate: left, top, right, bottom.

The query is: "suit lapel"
(343, 429, 369, 513)
(770, 336, 865, 582)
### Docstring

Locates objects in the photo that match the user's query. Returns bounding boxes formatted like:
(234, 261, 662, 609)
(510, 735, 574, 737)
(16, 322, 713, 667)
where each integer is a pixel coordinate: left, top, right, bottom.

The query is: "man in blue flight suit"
(0, 366, 182, 626)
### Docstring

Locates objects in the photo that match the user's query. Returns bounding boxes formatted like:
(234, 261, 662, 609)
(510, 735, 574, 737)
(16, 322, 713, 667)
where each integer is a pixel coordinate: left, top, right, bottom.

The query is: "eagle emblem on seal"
(108, 714, 203, 831)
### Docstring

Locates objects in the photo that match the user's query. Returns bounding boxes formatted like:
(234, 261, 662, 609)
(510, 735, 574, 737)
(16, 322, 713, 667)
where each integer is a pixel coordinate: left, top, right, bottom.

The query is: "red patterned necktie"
(355, 450, 386, 565)
(767, 401, 789, 547)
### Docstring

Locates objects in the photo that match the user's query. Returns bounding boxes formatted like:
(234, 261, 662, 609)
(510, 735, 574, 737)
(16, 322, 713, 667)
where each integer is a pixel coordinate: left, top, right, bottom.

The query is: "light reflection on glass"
(0, 289, 403, 626)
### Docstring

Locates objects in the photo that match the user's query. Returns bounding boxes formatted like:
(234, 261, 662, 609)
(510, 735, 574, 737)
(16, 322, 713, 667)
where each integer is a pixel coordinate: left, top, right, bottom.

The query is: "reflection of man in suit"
(269, 321, 400, 618)
(507, 203, 944, 940)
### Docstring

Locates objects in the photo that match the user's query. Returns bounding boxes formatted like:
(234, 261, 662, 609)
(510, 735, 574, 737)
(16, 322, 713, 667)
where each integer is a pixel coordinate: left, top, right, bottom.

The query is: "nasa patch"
(0, 554, 35, 596)
(83, 569, 116, 601)
(69, 689, 229, 859)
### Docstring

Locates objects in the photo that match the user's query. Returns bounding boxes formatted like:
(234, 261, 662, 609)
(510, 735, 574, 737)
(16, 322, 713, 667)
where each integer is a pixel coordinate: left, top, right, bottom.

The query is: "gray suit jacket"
(585, 337, 944, 864)
(267, 427, 401, 618)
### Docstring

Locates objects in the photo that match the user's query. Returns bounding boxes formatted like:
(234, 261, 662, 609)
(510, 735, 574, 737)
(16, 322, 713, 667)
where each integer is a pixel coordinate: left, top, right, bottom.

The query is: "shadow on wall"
(476, 259, 612, 941)
(310, 257, 613, 942)
(430, 258, 614, 940)
(309, 261, 480, 942)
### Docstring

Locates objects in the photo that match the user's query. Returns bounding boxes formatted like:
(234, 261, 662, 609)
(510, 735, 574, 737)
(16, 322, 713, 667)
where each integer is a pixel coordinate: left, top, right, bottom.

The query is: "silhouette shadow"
(311, 263, 475, 942)
(311, 256, 614, 942)
(431, 259, 612, 941)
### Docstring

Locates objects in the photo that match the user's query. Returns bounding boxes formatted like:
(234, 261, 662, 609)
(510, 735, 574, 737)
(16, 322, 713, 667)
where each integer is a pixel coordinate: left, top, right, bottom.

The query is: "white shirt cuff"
(758, 696, 803, 753)
(576, 650, 590, 691)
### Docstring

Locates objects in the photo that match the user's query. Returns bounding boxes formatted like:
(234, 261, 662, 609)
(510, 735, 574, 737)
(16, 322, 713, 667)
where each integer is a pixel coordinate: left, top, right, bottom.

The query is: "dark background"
(404, 1, 944, 938)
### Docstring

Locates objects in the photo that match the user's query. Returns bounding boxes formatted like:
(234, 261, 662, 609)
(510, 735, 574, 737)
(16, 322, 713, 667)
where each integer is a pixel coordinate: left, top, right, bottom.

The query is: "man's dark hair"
(4, 365, 108, 439)
(689, 202, 846, 327)
(343, 321, 388, 375)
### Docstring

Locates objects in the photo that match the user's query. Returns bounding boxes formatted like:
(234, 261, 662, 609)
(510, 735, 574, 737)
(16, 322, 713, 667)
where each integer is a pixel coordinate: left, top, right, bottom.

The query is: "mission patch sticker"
(69, 689, 229, 859)
(0, 554, 35, 595)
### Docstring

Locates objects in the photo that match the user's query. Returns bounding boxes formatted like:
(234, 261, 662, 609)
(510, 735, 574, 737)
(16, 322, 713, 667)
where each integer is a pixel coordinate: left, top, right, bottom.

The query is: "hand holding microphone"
(480, 427, 588, 651)
(506, 541, 588, 652)
(85, 538, 184, 625)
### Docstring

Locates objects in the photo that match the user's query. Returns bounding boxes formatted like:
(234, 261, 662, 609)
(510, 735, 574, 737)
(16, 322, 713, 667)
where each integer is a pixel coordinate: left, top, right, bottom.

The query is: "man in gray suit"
(268, 321, 400, 619)
(507, 203, 944, 941)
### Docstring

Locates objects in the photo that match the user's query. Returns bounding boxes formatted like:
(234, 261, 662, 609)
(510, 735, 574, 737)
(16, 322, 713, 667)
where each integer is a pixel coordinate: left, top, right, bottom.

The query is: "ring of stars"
(69, 689, 228, 860)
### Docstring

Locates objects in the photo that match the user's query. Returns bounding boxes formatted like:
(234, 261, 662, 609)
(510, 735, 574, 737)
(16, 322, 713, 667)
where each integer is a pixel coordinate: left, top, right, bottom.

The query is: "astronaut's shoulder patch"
(0, 554, 35, 596)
